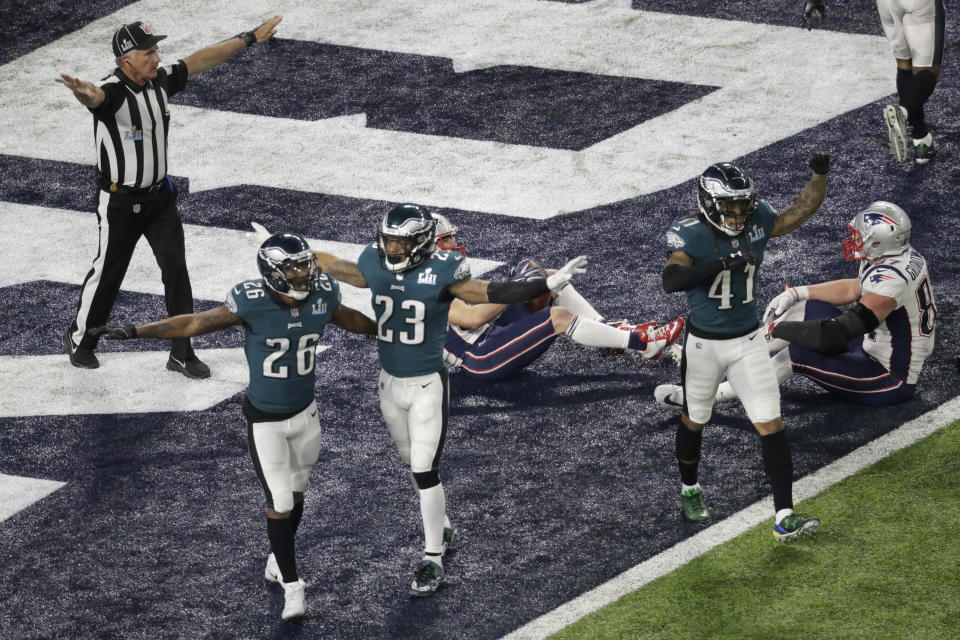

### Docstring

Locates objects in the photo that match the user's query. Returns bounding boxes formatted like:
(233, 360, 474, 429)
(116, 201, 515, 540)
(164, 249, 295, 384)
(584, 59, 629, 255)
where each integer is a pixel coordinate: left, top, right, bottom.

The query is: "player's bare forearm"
(807, 278, 861, 305)
(313, 252, 367, 288)
(771, 174, 827, 237)
(332, 306, 376, 335)
(448, 278, 490, 305)
(448, 299, 505, 329)
(137, 307, 240, 339)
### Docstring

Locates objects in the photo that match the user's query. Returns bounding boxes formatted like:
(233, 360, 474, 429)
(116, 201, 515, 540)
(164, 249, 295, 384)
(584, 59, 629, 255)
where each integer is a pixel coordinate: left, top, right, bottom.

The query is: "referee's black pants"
(67, 179, 196, 360)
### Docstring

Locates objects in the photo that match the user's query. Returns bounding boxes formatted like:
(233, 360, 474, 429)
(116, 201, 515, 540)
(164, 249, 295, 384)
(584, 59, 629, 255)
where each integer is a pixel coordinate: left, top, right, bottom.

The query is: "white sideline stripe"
(503, 395, 960, 639)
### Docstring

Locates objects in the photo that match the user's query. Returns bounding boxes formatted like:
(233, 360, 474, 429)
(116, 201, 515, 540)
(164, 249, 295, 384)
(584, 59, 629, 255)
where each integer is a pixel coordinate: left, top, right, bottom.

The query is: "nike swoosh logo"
(170, 356, 186, 366)
(748, 334, 757, 341)
(310, 410, 317, 417)
(422, 382, 433, 388)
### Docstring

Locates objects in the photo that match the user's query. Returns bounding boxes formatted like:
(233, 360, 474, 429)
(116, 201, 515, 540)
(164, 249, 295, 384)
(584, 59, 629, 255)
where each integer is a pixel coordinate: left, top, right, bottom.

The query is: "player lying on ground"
(433, 213, 685, 381)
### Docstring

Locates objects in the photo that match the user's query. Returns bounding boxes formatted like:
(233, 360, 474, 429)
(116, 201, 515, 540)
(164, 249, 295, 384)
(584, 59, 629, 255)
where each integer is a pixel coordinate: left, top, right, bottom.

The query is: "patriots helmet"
(434, 213, 466, 256)
(842, 201, 912, 261)
(257, 233, 324, 301)
(378, 203, 437, 273)
(697, 162, 757, 237)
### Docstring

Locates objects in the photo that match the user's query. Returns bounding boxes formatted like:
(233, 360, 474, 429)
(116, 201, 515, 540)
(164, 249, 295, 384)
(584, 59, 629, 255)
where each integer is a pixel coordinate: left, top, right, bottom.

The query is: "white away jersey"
(859, 247, 936, 384)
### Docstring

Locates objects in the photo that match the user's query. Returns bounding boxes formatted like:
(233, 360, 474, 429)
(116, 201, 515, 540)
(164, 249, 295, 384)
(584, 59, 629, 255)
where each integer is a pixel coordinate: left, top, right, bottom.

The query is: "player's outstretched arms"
(450, 256, 587, 305)
(313, 252, 368, 288)
(771, 153, 830, 237)
(90, 306, 242, 341)
(331, 305, 377, 335)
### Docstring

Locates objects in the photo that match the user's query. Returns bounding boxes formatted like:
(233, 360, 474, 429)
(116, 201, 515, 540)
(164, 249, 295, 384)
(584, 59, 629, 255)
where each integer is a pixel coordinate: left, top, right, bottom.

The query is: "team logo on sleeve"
(665, 231, 686, 249)
(225, 292, 238, 313)
(453, 261, 471, 280)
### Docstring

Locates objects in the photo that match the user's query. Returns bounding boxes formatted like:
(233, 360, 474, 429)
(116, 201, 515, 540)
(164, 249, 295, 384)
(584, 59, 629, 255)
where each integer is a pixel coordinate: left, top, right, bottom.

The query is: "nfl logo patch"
(132, 204, 141, 213)
(290, 308, 300, 318)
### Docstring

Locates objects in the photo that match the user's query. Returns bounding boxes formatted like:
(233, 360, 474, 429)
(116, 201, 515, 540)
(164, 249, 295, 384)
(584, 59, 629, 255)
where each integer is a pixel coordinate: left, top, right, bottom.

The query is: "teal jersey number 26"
(226, 276, 341, 413)
(664, 202, 777, 335)
(357, 244, 471, 377)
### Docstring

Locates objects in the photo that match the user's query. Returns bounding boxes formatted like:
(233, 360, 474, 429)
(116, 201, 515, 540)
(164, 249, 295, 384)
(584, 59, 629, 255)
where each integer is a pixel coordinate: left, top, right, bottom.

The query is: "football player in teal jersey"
(314, 203, 587, 596)
(90, 233, 377, 621)
(660, 155, 829, 543)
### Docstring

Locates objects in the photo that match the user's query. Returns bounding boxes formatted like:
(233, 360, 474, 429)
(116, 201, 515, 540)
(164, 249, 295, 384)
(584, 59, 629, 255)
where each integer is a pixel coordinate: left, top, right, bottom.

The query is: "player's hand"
(719, 250, 755, 271)
(762, 285, 809, 325)
(89, 325, 137, 340)
(803, 0, 826, 30)
(546, 255, 588, 291)
(808, 152, 830, 175)
(248, 221, 273, 248)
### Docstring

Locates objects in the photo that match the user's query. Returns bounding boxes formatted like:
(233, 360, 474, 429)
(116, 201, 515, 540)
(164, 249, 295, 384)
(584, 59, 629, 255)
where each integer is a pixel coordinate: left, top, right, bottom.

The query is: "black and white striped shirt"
(90, 61, 188, 189)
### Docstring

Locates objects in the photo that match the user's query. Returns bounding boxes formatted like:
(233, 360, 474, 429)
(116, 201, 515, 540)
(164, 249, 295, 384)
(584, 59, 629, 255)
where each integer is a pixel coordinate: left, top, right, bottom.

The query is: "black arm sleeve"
(487, 279, 550, 304)
(771, 303, 880, 355)
(662, 260, 724, 293)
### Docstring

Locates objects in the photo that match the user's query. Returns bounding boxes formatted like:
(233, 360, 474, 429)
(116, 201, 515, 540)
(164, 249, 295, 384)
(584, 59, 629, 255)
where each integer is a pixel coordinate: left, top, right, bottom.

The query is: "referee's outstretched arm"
(183, 15, 283, 76)
(54, 74, 106, 108)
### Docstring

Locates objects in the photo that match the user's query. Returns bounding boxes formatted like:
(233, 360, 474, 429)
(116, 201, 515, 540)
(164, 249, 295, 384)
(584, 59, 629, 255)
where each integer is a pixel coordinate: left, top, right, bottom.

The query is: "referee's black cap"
(112, 21, 167, 57)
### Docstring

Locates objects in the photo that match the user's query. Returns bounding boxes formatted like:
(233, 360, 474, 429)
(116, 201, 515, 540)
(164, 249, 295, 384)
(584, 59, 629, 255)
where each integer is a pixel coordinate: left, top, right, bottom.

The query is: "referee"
(56, 15, 283, 376)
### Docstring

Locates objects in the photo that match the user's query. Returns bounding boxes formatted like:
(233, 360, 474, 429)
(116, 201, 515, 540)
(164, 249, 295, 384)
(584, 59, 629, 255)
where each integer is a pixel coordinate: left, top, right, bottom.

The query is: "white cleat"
(654, 384, 684, 410)
(281, 579, 307, 620)
(883, 104, 908, 162)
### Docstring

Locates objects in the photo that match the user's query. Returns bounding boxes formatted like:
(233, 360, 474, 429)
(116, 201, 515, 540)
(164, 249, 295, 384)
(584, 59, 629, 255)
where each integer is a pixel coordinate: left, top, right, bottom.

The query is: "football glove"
(808, 152, 830, 175)
(803, 0, 826, 30)
(89, 324, 137, 339)
(719, 250, 755, 271)
(546, 255, 588, 291)
(762, 286, 809, 326)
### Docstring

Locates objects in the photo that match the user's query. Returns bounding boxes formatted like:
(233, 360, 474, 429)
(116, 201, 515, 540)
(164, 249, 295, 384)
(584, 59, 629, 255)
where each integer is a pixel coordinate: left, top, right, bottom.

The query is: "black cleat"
(166, 355, 211, 379)
(63, 329, 99, 369)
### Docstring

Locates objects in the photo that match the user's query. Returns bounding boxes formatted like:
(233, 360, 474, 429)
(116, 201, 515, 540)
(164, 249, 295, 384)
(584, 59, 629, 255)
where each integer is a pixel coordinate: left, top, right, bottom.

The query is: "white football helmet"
(433, 213, 466, 256)
(842, 201, 911, 261)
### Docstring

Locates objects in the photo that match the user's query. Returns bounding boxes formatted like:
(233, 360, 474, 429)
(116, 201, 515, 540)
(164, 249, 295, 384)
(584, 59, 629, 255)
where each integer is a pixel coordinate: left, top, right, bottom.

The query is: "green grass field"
(552, 420, 960, 640)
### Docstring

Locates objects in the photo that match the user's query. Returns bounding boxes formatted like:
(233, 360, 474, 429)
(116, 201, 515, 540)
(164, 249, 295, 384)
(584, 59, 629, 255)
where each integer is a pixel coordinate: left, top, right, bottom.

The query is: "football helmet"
(697, 163, 757, 237)
(257, 233, 323, 301)
(434, 213, 466, 256)
(842, 201, 911, 261)
(378, 203, 437, 273)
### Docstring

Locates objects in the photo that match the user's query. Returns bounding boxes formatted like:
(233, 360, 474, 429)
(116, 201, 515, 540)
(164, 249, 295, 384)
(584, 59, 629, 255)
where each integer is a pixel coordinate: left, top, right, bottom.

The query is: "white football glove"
(762, 285, 809, 327)
(546, 255, 588, 292)
(247, 221, 273, 248)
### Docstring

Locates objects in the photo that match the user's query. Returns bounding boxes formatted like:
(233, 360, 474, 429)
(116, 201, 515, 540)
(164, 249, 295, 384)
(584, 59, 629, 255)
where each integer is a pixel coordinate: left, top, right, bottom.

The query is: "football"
(511, 258, 552, 312)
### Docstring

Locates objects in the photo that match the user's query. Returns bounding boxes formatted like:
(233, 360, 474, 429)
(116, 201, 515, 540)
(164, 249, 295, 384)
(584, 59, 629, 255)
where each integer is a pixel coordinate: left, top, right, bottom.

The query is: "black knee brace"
(412, 470, 441, 490)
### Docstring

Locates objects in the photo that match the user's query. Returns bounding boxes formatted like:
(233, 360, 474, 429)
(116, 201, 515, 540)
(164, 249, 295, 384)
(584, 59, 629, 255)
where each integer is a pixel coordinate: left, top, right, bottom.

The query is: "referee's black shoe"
(167, 355, 211, 379)
(63, 329, 99, 369)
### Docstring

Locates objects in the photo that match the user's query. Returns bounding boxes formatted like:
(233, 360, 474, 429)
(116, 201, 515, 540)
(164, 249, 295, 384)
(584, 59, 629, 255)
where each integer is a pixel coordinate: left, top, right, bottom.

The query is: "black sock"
(901, 70, 939, 140)
(760, 430, 794, 513)
(266, 516, 298, 582)
(896, 68, 912, 102)
(290, 500, 304, 536)
(676, 423, 703, 486)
